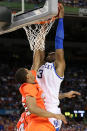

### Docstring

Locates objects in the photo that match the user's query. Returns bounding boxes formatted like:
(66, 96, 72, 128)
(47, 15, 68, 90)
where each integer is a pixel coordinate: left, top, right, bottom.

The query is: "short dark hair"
(45, 52, 55, 62)
(15, 68, 28, 84)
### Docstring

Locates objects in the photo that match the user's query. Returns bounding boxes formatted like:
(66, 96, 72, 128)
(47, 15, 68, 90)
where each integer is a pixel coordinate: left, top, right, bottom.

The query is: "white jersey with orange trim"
(36, 62, 64, 129)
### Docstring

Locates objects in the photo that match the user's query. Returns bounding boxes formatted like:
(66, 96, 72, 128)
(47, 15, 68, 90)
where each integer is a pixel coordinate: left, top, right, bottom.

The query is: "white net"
(23, 18, 56, 52)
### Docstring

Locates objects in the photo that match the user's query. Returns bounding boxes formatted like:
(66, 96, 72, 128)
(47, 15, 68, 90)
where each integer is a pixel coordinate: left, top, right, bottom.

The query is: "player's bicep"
(26, 96, 37, 113)
(55, 49, 65, 64)
(32, 50, 44, 72)
(55, 50, 65, 77)
(55, 63, 65, 77)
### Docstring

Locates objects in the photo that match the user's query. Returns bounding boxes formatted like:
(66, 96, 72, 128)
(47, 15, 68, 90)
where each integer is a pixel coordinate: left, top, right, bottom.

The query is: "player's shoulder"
(19, 83, 34, 95)
(19, 83, 32, 90)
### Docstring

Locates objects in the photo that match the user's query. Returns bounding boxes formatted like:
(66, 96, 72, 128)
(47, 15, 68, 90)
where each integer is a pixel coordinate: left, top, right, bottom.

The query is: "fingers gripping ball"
(0, 6, 11, 29)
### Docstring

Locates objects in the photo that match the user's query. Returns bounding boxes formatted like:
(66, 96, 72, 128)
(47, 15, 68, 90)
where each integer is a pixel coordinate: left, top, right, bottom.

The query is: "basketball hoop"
(23, 15, 58, 52)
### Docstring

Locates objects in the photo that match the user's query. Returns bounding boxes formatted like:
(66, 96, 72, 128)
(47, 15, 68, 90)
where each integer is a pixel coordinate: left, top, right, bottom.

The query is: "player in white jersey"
(36, 4, 80, 131)
(37, 63, 63, 120)
(36, 4, 65, 130)
(37, 63, 63, 130)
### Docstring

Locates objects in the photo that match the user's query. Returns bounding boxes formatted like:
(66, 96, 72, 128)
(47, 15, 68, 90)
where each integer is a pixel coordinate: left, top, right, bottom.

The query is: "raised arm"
(31, 25, 46, 72)
(54, 4, 65, 77)
(31, 50, 45, 72)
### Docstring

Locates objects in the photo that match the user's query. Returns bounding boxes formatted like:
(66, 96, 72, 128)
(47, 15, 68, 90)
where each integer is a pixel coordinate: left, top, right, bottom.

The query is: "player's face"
(25, 69, 36, 84)
(46, 52, 55, 62)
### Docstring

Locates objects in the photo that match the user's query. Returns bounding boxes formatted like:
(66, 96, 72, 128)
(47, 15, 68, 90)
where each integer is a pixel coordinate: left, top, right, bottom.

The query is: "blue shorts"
(56, 128, 59, 131)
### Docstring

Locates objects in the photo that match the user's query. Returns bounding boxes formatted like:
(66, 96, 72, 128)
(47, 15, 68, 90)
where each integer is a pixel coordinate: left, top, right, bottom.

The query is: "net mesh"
(23, 17, 56, 52)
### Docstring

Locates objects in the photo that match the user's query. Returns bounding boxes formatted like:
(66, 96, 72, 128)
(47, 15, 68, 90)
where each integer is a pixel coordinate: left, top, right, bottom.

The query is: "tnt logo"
(54, 120, 59, 128)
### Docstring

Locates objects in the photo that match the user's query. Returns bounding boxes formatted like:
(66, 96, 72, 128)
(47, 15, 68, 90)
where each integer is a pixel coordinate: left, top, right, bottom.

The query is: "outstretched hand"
(58, 3, 64, 18)
(66, 91, 81, 98)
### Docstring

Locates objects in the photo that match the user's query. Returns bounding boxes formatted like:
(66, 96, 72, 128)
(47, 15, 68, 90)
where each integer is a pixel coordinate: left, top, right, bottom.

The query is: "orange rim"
(12, 11, 17, 14)
(35, 15, 58, 24)
(35, 3, 61, 24)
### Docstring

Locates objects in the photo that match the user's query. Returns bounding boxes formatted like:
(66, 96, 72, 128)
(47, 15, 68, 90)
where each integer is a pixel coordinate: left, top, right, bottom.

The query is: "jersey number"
(37, 69, 43, 78)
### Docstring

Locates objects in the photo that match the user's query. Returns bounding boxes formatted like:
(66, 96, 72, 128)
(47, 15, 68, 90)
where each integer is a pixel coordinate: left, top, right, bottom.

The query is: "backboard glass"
(0, 0, 46, 15)
(0, 0, 22, 15)
(0, 0, 58, 35)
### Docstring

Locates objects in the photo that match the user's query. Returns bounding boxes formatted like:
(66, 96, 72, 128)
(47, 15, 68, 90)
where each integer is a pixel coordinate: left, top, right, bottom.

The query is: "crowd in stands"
(60, 62, 87, 112)
(0, 64, 21, 111)
(0, 116, 17, 131)
(0, 64, 21, 130)
(27, 0, 87, 7)
(0, 60, 87, 130)
(31, 0, 87, 7)
(62, 0, 87, 7)
(60, 121, 87, 131)
(6, 0, 87, 7)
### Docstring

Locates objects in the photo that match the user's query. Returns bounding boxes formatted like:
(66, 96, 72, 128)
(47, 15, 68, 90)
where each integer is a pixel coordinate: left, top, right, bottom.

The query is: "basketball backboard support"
(0, 0, 58, 35)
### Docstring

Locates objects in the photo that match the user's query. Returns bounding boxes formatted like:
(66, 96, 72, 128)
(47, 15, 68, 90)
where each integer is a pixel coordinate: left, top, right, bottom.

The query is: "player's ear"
(26, 74, 29, 79)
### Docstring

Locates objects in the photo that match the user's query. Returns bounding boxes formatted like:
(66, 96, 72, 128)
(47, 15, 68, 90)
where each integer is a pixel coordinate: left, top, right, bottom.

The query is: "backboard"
(0, 0, 58, 35)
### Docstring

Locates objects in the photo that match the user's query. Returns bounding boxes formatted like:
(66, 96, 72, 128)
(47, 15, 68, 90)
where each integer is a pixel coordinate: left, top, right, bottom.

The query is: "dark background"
(0, 15, 87, 64)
